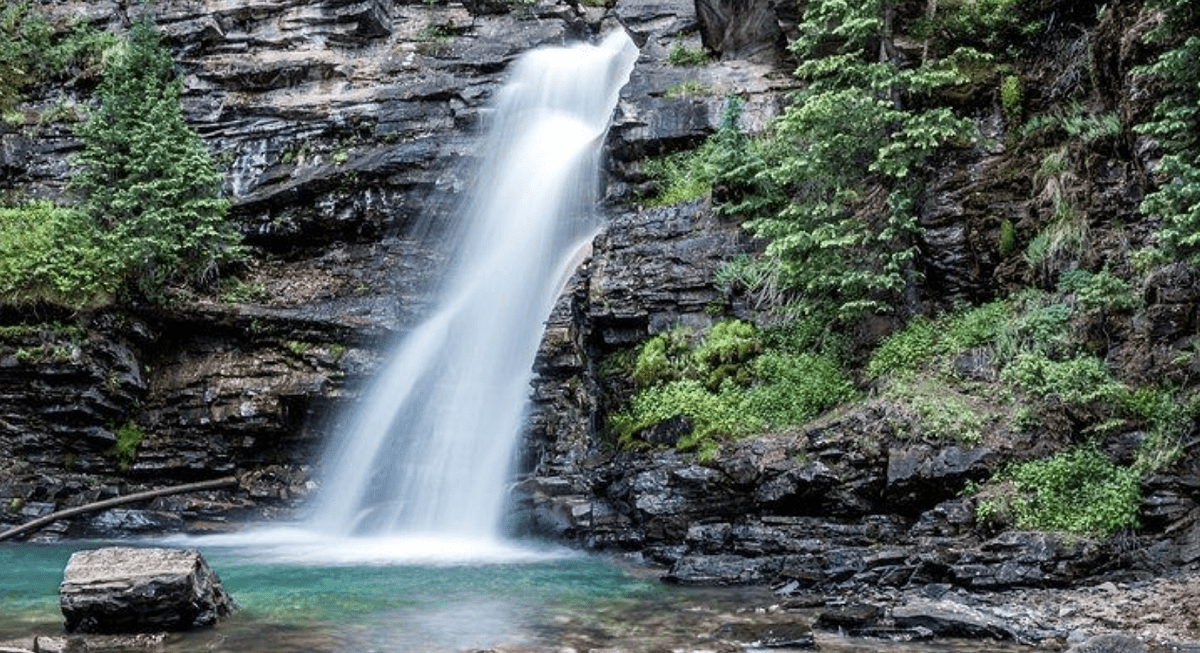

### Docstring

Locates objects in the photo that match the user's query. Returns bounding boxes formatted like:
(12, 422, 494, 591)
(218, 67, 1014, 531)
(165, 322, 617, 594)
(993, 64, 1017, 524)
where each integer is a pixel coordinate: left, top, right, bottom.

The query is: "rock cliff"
(1, 1, 1198, 632)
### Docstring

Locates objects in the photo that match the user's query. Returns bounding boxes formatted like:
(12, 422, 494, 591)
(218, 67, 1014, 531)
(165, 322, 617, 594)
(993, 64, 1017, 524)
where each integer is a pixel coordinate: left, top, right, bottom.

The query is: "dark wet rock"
(1066, 634, 1148, 653)
(891, 599, 1016, 641)
(717, 621, 816, 649)
(59, 547, 235, 634)
(814, 604, 883, 631)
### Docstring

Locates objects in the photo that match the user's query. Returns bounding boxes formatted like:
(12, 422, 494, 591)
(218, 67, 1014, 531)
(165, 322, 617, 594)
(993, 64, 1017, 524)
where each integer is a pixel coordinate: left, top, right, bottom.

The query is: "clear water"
(1, 539, 1029, 653)
(310, 30, 640, 539)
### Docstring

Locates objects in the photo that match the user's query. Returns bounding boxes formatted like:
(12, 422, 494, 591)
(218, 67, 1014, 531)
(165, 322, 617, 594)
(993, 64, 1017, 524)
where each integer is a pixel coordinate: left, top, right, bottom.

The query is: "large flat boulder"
(59, 547, 236, 634)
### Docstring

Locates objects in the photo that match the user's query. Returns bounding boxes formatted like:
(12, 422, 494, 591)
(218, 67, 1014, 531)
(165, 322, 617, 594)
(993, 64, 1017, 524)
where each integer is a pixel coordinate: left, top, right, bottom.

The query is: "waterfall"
(310, 30, 639, 540)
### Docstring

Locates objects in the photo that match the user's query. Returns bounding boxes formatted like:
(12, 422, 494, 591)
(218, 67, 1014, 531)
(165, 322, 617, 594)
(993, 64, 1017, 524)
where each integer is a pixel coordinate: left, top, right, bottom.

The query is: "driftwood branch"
(0, 476, 239, 542)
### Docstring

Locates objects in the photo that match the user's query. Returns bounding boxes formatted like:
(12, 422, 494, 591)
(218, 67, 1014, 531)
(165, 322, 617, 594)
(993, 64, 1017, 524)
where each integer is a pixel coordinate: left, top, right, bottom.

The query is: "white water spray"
(310, 31, 639, 541)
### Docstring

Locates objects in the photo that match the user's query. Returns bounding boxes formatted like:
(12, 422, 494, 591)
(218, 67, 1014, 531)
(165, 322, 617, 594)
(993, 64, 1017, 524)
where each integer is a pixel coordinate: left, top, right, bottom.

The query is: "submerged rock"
(59, 547, 235, 634)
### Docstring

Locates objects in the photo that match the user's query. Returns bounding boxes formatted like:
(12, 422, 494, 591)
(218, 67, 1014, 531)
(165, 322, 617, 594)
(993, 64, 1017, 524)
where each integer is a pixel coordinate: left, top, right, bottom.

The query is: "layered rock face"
(0, 0, 790, 537)
(516, 0, 1200, 596)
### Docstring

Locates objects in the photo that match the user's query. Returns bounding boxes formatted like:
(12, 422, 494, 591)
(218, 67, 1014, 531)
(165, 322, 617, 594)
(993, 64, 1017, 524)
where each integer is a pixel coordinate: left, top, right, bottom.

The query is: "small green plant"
(1, 3, 116, 113)
(667, 41, 709, 66)
(976, 446, 1140, 536)
(998, 218, 1017, 256)
(284, 340, 313, 357)
(110, 421, 145, 471)
(867, 318, 937, 379)
(663, 79, 712, 98)
(1000, 74, 1022, 126)
(639, 141, 719, 207)
(219, 277, 269, 304)
(0, 201, 113, 306)
(1057, 268, 1139, 316)
(1135, 0, 1200, 261)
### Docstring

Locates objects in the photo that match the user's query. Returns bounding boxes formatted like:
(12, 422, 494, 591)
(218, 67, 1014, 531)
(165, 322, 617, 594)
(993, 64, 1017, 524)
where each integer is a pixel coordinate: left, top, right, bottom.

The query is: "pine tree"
(72, 12, 241, 300)
(719, 0, 977, 320)
(1137, 0, 1200, 259)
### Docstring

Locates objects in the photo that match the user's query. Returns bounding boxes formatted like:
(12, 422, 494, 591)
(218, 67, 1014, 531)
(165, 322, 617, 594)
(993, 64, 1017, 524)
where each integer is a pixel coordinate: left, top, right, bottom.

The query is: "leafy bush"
(977, 447, 1140, 536)
(1000, 74, 1022, 125)
(0, 201, 113, 306)
(667, 41, 708, 66)
(744, 351, 855, 427)
(613, 318, 854, 456)
(72, 13, 242, 301)
(867, 318, 937, 379)
(1135, 1, 1200, 259)
(690, 319, 760, 389)
(710, 0, 980, 321)
(111, 421, 145, 471)
(1057, 268, 1139, 316)
(1, 3, 116, 113)
(631, 327, 693, 389)
(1000, 352, 1125, 407)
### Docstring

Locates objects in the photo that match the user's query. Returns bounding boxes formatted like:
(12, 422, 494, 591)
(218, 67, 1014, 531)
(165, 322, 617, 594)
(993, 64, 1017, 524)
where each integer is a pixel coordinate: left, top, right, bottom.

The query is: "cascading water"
(309, 30, 639, 542)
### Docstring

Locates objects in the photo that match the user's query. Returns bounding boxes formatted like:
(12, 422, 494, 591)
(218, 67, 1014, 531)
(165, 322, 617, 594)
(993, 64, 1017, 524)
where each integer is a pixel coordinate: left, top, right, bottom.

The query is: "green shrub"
(631, 327, 693, 389)
(744, 351, 855, 427)
(690, 319, 760, 389)
(0, 201, 113, 306)
(867, 318, 937, 379)
(667, 41, 708, 66)
(111, 421, 145, 470)
(999, 352, 1124, 407)
(978, 447, 1140, 536)
(1058, 268, 1139, 315)
(1, 3, 116, 113)
(715, 0, 979, 321)
(614, 318, 854, 455)
(1136, 0, 1200, 260)
(639, 142, 718, 207)
(72, 13, 242, 301)
(886, 377, 989, 443)
(1000, 74, 1022, 125)
(941, 300, 1007, 353)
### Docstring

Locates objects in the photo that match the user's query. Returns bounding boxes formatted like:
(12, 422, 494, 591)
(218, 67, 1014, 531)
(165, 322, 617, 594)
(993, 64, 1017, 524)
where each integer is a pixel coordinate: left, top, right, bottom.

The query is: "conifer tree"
(72, 12, 241, 300)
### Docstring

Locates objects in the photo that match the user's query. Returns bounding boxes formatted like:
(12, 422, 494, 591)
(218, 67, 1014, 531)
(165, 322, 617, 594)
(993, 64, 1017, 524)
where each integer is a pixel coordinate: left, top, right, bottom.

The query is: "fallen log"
(0, 476, 239, 542)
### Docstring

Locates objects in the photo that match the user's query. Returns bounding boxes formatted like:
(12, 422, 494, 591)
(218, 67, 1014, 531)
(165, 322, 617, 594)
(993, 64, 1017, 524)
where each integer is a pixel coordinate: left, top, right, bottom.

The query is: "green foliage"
(663, 79, 712, 98)
(917, 0, 1032, 54)
(71, 13, 242, 301)
(1057, 268, 1139, 316)
(744, 351, 855, 427)
(667, 41, 708, 66)
(712, 0, 979, 321)
(690, 319, 760, 390)
(1000, 352, 1125, 407)
(886, 377, 989, 444)
(0, 3, 116, 113)
(639, 141, 719, 207)
(640, 97, 751, 208)
(998, 218, 1017, 257)
(867, 318, 937, 379)
(632, 327, 693, 389)
(111, 421, 145, 471)
(1135, 1, 1200, 260)
(977, 447, 1140, 536)
(0, 201, 113, 306)
(1000, 74, 1022, 126)
(613, 319, 854, 456)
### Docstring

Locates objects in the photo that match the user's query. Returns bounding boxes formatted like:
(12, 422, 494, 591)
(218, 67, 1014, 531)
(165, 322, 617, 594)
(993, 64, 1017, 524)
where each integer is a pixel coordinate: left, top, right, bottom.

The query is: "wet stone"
(59, 547, 236, 634)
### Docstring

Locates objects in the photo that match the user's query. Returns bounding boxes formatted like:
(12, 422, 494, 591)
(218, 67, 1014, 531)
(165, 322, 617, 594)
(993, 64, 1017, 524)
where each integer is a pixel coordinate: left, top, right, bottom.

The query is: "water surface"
(1, 536, 1028, 653)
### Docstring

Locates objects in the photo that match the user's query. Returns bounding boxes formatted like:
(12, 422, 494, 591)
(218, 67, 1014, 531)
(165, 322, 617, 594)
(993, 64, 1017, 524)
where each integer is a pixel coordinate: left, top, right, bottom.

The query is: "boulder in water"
(59, 547, 236, 633)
